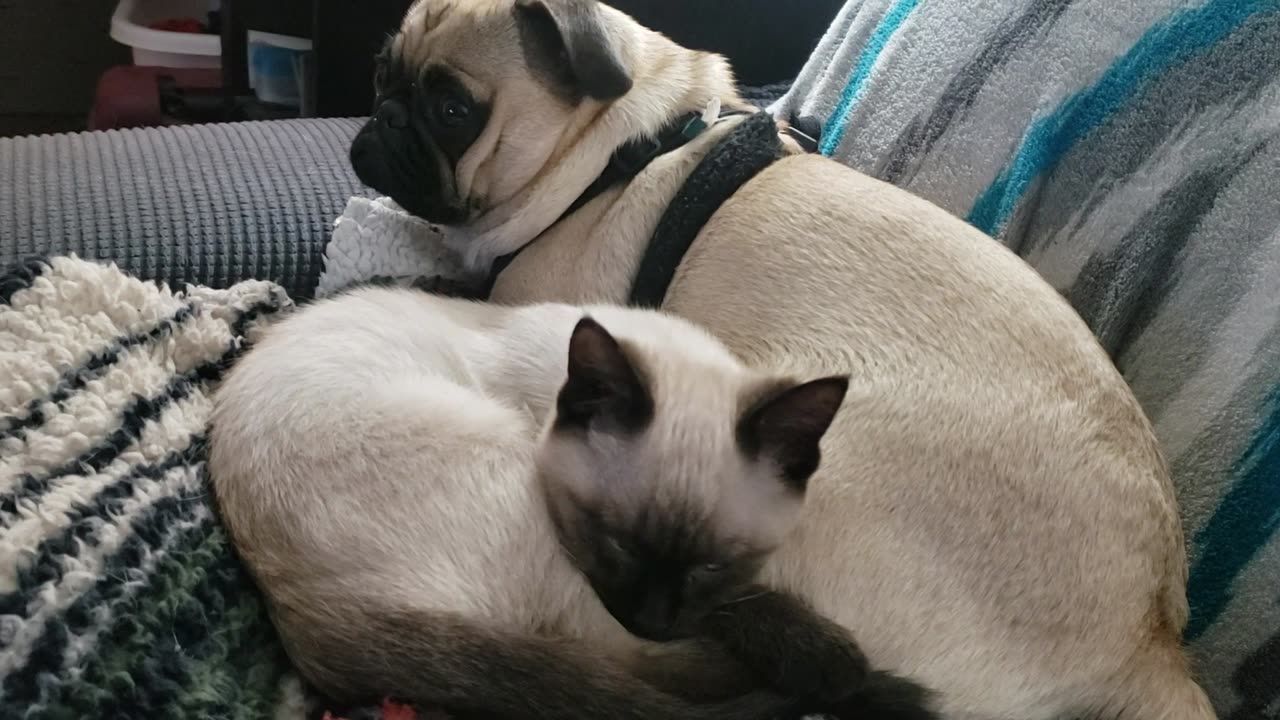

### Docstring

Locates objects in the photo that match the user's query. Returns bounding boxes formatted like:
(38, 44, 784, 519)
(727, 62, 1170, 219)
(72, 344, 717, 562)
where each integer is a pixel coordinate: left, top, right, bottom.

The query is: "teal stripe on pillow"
(1186, 388, 1280, 640)
(819, 0, 923, 156)
(967, 0, 1277, 235)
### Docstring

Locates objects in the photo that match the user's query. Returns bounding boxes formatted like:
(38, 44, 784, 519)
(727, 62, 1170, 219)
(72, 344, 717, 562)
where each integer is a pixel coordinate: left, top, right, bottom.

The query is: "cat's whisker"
(724, 589, 771, 606)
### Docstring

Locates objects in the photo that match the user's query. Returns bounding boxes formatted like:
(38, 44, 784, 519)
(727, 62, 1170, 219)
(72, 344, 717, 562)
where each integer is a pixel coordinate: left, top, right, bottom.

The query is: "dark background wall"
(0, 0, 841, 137)
(0, 0, 130, 137)
(316, 0, 842, 118)
(603, 0, 842, 87)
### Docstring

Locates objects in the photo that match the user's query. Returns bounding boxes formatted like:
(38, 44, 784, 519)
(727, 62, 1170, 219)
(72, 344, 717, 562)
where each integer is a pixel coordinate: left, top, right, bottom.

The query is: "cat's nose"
(631, 595, 676, 640)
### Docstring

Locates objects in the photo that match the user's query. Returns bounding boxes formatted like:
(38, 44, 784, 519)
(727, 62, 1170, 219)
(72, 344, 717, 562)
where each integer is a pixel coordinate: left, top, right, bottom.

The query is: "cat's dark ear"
(738, 376, 849, 492)
(557, 316, 654, 432)
(514, 0, 633, 101)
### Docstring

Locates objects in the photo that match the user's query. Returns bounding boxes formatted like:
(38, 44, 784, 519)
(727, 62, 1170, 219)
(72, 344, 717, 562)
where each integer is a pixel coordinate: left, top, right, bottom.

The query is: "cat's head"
(536, 315, 848, 641)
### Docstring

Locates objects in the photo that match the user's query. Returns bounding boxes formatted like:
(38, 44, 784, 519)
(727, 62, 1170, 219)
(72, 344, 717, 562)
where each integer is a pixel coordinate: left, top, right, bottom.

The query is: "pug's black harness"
(488, 109, 807, 307)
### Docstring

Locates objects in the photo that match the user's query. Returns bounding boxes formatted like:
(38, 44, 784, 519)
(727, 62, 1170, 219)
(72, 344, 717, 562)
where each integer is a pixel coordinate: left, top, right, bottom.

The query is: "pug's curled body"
(348, 1, 1217, 719)
(210, 286, 904, 719)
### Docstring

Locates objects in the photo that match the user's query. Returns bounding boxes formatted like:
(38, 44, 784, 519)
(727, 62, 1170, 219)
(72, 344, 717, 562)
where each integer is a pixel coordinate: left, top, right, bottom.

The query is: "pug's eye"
(701, 562, 727, 573)
(435, 95, 472, 127)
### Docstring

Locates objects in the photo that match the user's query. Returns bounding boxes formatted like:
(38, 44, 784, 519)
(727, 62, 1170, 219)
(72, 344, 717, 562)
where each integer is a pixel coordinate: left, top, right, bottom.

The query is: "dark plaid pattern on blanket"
(0, 257, 304, 719)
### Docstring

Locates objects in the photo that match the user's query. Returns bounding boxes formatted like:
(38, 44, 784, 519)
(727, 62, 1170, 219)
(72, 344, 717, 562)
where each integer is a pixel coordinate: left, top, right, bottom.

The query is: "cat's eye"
(605, 537, 631, 556)
(686, 562, 729, 585)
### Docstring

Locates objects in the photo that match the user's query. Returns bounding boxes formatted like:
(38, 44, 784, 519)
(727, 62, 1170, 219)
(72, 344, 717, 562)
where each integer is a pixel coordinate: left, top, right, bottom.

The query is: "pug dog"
(347, 1, 1215, 719)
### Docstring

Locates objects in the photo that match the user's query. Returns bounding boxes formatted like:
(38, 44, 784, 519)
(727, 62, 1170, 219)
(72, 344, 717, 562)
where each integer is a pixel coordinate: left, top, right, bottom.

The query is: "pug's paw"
(410, 274, 487, 300)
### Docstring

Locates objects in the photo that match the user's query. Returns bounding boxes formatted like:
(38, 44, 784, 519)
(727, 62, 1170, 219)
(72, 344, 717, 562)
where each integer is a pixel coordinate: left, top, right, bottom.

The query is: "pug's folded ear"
(514, 0, 633, 101)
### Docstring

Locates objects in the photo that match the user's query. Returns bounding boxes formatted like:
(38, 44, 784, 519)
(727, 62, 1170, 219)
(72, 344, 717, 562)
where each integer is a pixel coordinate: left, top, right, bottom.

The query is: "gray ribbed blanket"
(0, 119, 369, 300)
(0, 91, 789, 302)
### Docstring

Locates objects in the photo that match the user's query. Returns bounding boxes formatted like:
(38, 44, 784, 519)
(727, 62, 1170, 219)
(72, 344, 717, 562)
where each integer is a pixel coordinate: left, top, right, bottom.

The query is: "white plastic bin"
(110, 0, 221, 69)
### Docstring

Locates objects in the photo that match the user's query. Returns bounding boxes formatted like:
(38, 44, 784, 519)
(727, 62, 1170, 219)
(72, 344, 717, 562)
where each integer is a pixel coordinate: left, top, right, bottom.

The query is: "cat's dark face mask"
(349, 54, 490, 225)
(548, 495, 768, 641)
(538, 319, 847, 642)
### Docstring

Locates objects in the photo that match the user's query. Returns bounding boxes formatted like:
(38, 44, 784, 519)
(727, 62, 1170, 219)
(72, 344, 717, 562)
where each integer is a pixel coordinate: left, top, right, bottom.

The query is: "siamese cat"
(209, 286, 935, 720)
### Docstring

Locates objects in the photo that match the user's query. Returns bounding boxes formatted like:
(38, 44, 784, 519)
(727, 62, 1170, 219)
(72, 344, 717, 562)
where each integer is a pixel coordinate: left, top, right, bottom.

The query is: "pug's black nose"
(377, 99, 410, 129)
(350, 130, 392, 196)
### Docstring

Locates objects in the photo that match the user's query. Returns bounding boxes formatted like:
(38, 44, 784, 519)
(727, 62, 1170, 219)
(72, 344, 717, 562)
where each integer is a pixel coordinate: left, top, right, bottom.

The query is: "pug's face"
(350, 0, 633, 225)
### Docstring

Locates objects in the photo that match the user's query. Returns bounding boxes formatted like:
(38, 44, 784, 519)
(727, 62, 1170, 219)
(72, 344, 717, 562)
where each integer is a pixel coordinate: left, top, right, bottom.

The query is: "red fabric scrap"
(148, 18, 206, 33)
(320, 698, 419, 720)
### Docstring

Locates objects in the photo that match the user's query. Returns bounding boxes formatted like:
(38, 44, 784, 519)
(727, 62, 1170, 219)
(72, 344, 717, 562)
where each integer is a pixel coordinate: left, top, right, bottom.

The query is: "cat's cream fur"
(209, 287, 831, 718)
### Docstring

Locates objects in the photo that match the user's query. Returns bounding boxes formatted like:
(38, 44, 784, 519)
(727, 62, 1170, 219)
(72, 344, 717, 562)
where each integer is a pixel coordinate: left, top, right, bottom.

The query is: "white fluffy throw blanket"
(0, 256, 307, 718)
(316, 196, 474, 298)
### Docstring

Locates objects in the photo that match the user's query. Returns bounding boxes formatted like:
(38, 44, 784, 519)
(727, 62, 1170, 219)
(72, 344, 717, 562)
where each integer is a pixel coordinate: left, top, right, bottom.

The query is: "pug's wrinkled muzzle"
(350, 98, 465, 224)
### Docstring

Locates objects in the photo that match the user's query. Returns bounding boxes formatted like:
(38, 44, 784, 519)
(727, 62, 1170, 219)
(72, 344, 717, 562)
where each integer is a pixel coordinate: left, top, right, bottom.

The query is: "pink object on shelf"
(89, 65, 222, 131)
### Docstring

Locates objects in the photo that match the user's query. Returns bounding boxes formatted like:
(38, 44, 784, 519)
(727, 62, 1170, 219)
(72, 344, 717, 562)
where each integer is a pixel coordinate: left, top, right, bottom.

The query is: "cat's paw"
(410, 274, 487, 300)
(818, 669, 938, 720)
(700, 589, 869, 703)
(776, 628, 869, 703)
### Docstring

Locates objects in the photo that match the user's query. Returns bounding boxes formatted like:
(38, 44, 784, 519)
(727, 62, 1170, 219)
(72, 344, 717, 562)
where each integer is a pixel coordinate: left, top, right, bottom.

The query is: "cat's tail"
(279, 600, 804, 720)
